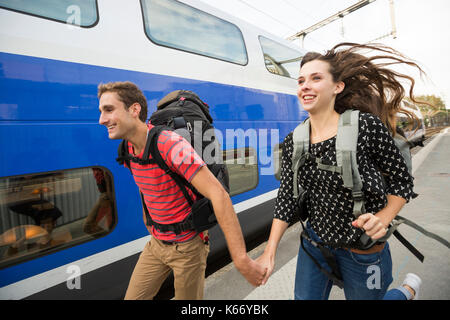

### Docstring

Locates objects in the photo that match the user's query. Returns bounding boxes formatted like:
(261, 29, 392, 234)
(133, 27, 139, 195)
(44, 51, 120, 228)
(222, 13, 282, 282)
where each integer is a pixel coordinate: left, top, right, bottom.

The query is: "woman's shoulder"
(357, 111, 382, 123)
(285, 131, 293, 141)
(280, 131, 294, 157)
(356, 111, 387, 133)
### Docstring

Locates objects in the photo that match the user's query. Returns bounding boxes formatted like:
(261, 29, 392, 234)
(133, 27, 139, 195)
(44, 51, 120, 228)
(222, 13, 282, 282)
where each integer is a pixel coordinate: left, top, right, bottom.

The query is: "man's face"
(98, 92, 136, 140)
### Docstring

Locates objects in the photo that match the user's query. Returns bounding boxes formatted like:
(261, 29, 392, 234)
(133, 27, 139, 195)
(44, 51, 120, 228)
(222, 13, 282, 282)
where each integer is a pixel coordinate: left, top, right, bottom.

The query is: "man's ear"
(335, 81, 345, 95)
(129, 103, 141, 118)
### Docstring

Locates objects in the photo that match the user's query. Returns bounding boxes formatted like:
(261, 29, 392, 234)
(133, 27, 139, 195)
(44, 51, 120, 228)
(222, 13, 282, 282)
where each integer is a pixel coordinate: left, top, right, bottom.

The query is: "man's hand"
(191, 166, 267, 286)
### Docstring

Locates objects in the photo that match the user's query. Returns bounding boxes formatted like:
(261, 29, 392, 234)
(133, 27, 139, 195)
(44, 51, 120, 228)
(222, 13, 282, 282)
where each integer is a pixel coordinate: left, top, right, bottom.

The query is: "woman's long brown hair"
(300, 42, 429, 135)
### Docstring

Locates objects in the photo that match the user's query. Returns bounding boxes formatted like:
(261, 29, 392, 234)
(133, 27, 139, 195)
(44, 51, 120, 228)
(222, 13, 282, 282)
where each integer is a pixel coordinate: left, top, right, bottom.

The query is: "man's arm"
(190, 166, 267, 287)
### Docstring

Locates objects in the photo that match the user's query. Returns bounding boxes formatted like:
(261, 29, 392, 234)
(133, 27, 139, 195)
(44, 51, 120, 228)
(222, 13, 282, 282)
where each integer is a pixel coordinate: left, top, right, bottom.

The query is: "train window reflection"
(0, 167, 116, 269)
(223, 148, 258, 196)
(0, 0, 98, 27)
(259, 36, 302, 79)
(141, 0, 248, 65)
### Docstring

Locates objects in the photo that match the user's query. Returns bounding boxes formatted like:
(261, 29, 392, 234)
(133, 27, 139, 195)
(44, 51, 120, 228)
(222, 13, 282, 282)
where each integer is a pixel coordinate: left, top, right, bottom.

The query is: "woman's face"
(297, 59, 344, 113)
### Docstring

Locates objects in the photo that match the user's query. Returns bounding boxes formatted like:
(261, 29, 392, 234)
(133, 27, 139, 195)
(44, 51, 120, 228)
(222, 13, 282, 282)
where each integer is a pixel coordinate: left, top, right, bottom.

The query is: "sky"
(204, 0, 450, 108)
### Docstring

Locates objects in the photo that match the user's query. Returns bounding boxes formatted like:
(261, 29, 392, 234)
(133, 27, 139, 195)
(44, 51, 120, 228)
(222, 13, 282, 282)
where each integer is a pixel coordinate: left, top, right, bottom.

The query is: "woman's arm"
(257, 218, 289, 284)
(352, 194, 406, 240)
(354, 114, 413, 239)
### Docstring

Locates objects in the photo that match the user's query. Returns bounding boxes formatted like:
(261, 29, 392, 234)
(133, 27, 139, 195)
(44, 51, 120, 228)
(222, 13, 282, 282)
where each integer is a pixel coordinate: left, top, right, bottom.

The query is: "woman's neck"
(309, 109, 340, 144)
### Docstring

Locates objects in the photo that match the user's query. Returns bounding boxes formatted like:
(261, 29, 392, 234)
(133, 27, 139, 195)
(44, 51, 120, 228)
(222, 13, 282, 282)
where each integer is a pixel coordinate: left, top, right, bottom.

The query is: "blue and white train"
(0, 0, 306, 299)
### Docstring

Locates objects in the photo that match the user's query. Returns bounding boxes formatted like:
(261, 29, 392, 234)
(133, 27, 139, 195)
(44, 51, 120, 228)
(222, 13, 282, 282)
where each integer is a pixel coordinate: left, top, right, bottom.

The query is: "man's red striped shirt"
(126, 123, 205, 242)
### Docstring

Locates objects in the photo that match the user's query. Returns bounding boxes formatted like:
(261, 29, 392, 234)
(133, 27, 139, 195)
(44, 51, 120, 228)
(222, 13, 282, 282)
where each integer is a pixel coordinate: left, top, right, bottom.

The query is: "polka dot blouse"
(274, 112, 414, 246)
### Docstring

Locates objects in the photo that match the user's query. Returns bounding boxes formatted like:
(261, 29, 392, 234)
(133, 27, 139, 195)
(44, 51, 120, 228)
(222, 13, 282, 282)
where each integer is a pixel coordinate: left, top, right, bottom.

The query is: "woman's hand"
(256, 250, 275, 285)
(352, 213, 388, 240)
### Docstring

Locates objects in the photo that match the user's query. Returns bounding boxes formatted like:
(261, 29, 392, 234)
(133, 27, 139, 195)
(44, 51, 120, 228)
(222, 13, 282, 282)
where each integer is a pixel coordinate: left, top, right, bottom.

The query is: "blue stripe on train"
(0, 52, 304, 286)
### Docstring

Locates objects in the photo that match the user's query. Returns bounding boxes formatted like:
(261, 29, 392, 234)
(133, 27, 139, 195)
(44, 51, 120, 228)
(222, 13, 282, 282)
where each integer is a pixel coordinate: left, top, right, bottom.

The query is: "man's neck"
(128, 122, 149, 156)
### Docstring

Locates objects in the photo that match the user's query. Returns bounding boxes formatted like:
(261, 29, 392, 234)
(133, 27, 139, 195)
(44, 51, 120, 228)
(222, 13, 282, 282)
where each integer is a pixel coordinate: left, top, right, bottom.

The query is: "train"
(397, 100, 426, 144)
(0, 0, 306, 299)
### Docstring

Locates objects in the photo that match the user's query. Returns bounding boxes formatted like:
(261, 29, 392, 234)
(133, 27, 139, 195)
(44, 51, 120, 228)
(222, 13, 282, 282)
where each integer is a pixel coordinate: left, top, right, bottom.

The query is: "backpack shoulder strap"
(147, 126, 194, 206)
(292, 118, 310, 199)
(116, 139, 131, 169)
(116, 135, 158, 168)
(393, 135, 413, 176)
(336, 109, 365, 217)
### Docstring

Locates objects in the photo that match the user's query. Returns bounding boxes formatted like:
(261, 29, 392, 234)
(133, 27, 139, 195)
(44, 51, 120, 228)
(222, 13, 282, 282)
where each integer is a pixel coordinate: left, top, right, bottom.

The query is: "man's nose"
(99, 112, 107, 125)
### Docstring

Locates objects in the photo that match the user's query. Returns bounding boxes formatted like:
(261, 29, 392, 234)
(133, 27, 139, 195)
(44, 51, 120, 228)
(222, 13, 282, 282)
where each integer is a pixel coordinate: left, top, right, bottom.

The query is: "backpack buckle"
(173, 116, 186, 129)
(352, 190, 364, 201)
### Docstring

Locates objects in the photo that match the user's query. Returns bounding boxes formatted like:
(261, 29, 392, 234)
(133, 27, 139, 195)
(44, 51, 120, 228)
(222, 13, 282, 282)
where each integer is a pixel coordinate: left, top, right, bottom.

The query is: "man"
(98, 81, 266, 299)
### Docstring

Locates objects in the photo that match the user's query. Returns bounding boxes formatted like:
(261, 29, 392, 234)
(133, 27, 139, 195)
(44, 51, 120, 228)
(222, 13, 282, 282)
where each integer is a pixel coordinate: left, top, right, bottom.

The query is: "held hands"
(352, 213, 389, 240)
(235, 255, 268, 287)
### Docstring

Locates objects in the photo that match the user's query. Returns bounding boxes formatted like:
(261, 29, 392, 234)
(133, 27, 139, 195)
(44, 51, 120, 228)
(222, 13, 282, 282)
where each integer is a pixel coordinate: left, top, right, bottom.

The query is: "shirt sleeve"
(157, 130, 205, 183)
(274, 132, 297, 223)
(362, 113, 414, 202)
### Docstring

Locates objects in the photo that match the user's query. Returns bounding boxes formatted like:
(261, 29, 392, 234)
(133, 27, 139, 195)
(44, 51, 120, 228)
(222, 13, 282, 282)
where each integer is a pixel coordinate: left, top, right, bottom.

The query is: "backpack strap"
(294, 110, 364, 217)
(146, 126, 195, 207)
(388, 214, 450, 262)
(292, 118, 310, 199)
(300, 223, 344, 289)
(141, 126, 198, 235)
(116, 137, 158, 167)
(141, 191, 195, 235)
(393, 135, 414, 176)
(336, 109, 365, 218)
(116, 139, 131, 169)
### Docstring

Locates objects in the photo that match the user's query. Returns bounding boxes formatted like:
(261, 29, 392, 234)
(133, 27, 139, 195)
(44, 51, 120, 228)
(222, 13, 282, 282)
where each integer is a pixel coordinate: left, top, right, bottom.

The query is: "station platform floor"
(204, 128, 450, 300)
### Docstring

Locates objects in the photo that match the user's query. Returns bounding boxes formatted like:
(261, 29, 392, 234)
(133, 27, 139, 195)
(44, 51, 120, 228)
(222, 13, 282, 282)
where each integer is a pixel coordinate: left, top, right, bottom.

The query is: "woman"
(258, 43, 425, 300)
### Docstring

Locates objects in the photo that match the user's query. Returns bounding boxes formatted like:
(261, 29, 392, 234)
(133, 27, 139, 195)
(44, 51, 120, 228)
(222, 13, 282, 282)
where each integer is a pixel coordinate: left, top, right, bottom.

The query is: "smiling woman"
(256, 42, 429, 300)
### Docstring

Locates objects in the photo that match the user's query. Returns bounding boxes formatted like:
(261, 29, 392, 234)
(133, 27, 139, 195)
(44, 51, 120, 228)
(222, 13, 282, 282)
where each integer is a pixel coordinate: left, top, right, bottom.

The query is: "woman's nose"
(299, 80, 310, 91)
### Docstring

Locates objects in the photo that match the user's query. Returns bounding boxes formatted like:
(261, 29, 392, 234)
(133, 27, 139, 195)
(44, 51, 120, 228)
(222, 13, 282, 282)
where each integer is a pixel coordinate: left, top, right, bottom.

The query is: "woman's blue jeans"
(294, 224, 395, 300)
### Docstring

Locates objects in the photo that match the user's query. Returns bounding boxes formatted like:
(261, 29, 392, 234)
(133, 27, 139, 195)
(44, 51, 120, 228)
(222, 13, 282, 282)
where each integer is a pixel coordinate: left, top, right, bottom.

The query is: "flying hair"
(300, 42, 433, 135)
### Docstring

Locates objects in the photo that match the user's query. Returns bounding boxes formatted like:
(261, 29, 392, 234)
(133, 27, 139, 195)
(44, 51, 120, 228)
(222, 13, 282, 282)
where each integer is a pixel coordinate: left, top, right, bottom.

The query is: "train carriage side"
(0, 0, 305, 299)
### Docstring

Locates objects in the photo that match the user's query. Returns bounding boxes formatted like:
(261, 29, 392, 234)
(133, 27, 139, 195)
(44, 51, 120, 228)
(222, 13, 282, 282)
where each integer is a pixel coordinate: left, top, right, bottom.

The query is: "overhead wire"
(236, 0, 298, 32)
(234, 0, 384, 50)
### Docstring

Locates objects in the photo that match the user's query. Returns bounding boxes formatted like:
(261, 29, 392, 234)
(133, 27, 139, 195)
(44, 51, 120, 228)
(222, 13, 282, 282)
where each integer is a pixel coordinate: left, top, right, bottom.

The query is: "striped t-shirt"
(127, 123, 205, 242)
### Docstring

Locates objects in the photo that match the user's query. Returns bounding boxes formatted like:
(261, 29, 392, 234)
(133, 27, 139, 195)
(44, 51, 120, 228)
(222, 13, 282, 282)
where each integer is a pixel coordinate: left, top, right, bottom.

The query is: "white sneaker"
(402, 273, 422, 300)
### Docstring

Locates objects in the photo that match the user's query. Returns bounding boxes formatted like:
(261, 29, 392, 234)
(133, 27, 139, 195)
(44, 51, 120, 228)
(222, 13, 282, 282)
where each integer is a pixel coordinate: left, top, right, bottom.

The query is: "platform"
(204, 128, 450, 300)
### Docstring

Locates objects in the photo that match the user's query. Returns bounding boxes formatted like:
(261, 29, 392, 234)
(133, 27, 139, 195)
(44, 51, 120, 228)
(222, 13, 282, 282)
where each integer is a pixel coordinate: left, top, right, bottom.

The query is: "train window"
(223, 148, 258, 196)
(258, 36, 302, 79)
(0, 0, 98, 27)
(141, 0, 248, 65)
(0, 167, 116, 269)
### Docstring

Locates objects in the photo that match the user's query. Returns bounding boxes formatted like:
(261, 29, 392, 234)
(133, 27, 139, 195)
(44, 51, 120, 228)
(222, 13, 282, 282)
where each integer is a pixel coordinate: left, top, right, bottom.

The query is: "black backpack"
(116, 90, 229, 234)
